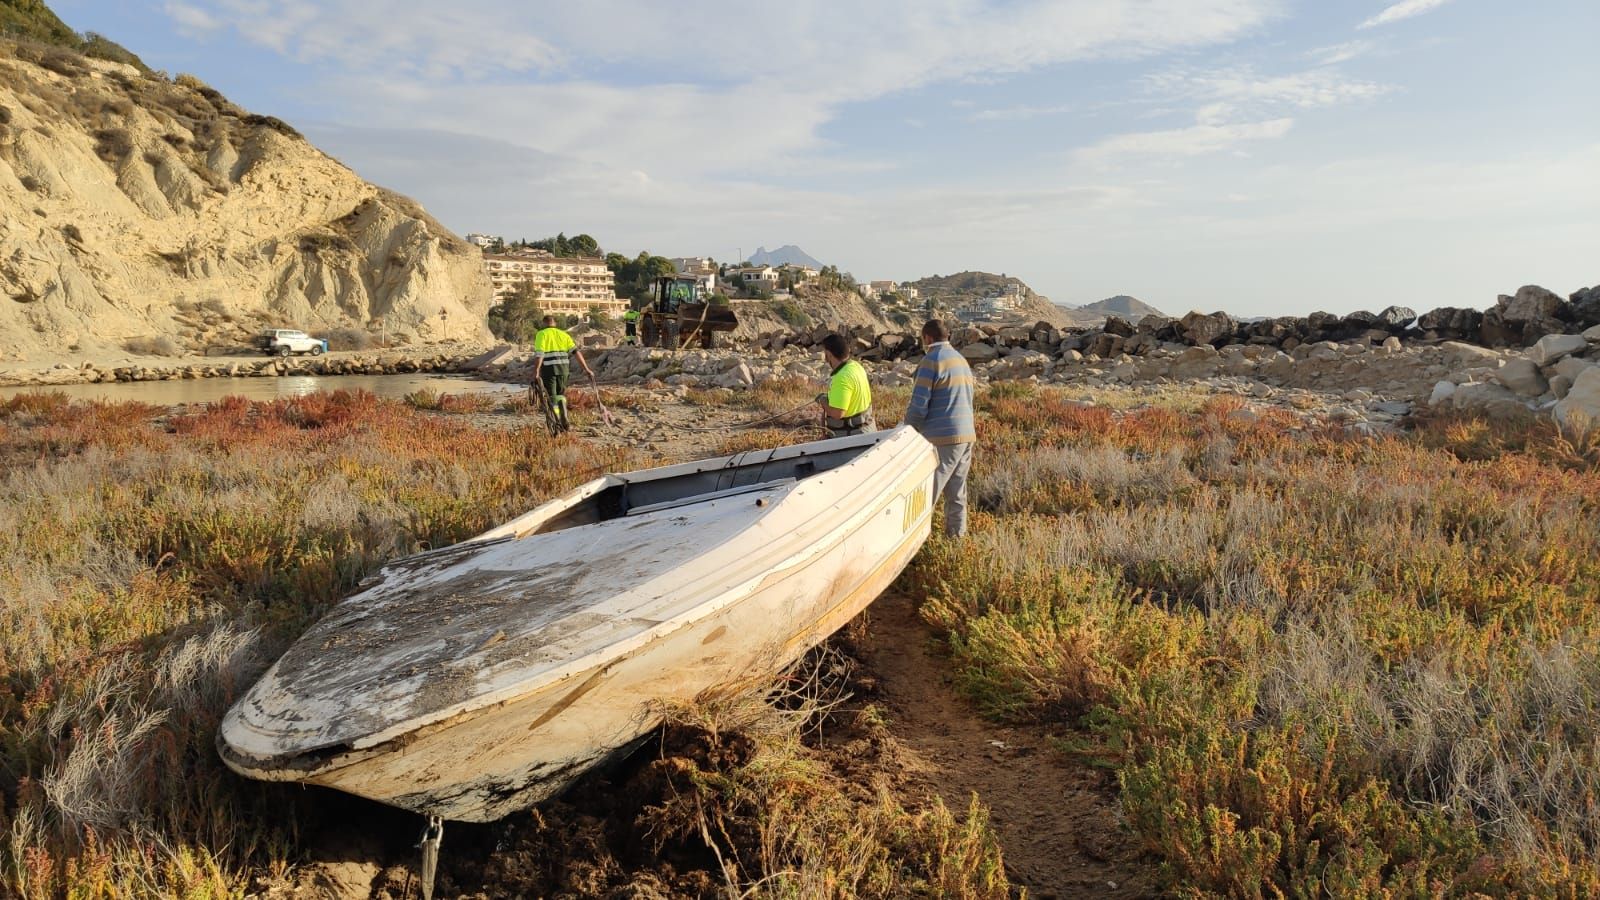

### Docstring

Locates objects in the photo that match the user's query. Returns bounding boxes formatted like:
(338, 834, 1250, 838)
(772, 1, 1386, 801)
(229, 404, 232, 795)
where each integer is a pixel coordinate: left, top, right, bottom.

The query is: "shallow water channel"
(0, 372, 528, 406)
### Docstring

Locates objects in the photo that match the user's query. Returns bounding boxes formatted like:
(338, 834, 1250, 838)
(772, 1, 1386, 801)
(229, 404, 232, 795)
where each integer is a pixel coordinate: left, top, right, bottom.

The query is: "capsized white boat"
(218, 425, 937, 822)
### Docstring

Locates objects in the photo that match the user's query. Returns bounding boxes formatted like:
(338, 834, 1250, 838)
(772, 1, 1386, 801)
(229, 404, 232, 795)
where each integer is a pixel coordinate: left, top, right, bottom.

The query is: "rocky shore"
(0, 344, 499, 387)
(7, 281, 1597, 429)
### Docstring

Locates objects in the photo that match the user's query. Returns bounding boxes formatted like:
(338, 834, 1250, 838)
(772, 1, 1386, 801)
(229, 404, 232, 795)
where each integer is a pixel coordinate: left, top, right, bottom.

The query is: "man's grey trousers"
(933, 442, 972, 538)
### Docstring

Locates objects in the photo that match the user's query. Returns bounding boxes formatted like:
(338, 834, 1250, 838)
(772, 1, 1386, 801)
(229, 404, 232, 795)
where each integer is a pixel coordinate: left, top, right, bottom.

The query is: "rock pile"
(759, 283, 1599, 366)
(1428, 326, 1600, 427)
(0, 346, 490, 386)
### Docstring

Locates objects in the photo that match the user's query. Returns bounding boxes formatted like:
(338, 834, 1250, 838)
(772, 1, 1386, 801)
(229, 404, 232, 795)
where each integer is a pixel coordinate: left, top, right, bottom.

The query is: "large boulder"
(1102, 315, 1136, 337)
(1440, 341, 1503, 368)
(1087, 332, 1125, 358)
(1552, 356, 1596, 386)
(1570, 285, 1600, 328)
(960, 341, 1000, 363)
(1502, 285, 1567, 323)
(1478, 309, 1521, 348)
(1554, 368, 1600, 431)
(1376, 306, 1417, 329)
(1528, 334, 1589, 367)
(1180, 310, 1236, 347)
(1451, 382, 1531, 420)
(1170, 345, 1221, 379)
(1494, 358, 1547, 398)
(1136, 315, 1176, 337)
(1416, 307, 1482, 340)
(1499, 285, 1572, 346)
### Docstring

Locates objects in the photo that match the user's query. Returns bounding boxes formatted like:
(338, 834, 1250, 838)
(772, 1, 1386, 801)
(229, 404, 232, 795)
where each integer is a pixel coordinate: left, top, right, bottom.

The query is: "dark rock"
(1087, 333, 1125, 358)
(1478, 309, 1520, 348)
(1180, 310, 1235, 346)
(1416, 306, 1481, 339)
(1376, 306, 1416, 329)
(1343, 310, 1381, 329)
(1136, 315, 1175, 336)
(1102, 315, 1135, 337)
(1569, 285, 1600, 328)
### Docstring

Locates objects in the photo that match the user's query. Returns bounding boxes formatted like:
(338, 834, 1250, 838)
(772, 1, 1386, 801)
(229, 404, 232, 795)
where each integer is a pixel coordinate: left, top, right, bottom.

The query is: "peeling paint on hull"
(219, 427, 937, 822)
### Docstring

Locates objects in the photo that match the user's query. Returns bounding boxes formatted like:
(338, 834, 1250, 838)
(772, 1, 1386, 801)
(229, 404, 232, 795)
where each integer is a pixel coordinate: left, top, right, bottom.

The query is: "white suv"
(256, 329, 327, 357)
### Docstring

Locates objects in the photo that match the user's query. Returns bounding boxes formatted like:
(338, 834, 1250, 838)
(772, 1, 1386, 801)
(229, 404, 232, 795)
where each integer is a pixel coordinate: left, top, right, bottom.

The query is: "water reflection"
(0, 372, 528, 406)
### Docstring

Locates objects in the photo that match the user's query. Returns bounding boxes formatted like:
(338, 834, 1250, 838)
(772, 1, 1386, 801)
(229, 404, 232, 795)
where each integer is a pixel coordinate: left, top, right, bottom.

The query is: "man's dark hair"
(821, 333, 851, 359)
(922, 319, 948, 342)
(542, 315, 556, 326)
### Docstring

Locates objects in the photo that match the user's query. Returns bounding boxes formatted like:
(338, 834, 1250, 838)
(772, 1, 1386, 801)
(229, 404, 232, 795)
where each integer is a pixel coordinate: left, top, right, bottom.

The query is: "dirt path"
(854, 593, 1159, 899)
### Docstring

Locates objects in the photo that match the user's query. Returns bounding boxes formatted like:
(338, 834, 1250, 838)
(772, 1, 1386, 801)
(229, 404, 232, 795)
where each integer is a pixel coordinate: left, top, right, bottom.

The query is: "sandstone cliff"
(0, 42, 490, 362)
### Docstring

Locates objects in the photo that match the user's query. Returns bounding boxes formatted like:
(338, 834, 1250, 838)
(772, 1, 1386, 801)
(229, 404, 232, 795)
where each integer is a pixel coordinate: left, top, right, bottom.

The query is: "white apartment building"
(778, 264, 819, 286)
(465, 233, 500, 249)
(671, 257, 718, 297)
(727, 265, 780, 291)
(484, 250, 627, 317)
(670, 256, 714, 274)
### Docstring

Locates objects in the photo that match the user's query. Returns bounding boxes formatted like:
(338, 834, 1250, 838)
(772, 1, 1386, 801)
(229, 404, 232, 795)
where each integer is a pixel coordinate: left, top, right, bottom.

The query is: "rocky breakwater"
(738, 281, 1600, 429)
(0, 345, 496, 386)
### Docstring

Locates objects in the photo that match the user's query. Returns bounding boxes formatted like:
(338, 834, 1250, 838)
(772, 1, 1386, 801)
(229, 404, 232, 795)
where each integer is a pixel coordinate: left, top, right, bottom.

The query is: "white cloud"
(169, 0, 1283, 182)
(163, 2, 221, 32)
(1145, 65, 1390, 112)
(1359, 0, 1455, 30)
(1306, 39, 1376, 66)
(1077, 117, 1293, 162)
(971, 103, 1078, 122)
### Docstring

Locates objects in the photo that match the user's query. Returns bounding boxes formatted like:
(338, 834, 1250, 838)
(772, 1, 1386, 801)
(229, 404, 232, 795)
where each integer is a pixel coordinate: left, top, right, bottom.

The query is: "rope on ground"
(670, 398, 821, 433)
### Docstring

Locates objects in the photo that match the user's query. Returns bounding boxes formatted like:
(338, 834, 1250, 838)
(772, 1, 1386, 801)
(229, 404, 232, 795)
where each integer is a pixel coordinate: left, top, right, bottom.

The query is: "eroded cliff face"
(0, 46, 490, 361)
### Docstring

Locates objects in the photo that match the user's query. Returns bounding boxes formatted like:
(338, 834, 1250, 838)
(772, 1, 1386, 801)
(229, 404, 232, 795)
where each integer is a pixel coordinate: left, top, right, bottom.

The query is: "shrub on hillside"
(769, 298, 811, 329)
(91, 127, 132, 163)
(322, 326, 373, 351)
(123, 335, 180, 356)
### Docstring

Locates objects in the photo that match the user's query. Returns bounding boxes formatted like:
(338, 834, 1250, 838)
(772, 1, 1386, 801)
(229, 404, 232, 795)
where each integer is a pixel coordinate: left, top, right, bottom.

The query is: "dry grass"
(0, 390, 639, 896)
(638, 651, 1011, 899)
(909, 384, 1600, 895)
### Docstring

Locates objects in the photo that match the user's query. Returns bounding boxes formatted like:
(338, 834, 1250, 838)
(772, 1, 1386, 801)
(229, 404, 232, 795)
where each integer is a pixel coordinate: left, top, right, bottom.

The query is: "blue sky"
(53, 0, 1600, 316)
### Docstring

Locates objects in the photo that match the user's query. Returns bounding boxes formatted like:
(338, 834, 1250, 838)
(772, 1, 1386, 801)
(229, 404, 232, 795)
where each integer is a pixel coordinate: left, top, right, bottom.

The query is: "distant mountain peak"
(748, 245, 824, 269)
(1077, 295, 1167, 322)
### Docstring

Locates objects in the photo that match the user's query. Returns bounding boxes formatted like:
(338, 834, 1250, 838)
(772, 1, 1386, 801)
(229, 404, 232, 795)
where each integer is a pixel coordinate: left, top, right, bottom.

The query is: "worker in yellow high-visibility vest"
(622, 308, 641, 345)
(531, 315, 594, 431)
(816, 333, 875, 437)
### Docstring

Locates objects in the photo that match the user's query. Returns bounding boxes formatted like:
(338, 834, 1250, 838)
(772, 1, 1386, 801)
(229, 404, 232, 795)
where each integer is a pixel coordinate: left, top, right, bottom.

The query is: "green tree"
(567, 234, 600, 257)
(606, 251, 679, 301)
(486, 281, 544, 342)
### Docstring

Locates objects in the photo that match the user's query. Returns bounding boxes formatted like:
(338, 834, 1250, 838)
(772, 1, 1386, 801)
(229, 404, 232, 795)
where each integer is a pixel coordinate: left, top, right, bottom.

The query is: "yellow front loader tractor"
(638, 275, 739, 350)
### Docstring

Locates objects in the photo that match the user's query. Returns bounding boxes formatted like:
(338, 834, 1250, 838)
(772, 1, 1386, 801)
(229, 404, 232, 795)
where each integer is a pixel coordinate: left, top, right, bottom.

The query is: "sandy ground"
(852, 593, 1158, 898)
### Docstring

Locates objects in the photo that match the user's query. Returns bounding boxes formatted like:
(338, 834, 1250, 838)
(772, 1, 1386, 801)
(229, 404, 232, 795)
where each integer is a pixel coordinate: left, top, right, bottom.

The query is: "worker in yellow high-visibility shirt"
(531, 315, 594, 431)
(622, 308, 641, 345)
(815, 333, 875, 437)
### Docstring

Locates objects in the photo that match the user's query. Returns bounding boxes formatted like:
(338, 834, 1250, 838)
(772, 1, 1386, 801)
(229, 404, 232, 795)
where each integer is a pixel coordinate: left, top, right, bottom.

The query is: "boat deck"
(229, 479, 797, 759)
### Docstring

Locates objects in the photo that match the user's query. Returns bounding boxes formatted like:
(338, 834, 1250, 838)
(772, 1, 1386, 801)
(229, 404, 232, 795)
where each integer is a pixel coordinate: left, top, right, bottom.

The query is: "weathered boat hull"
(219, 427, 936, 821)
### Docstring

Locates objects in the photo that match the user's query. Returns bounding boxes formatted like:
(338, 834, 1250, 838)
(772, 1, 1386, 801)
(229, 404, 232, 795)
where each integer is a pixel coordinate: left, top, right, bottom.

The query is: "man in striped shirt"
(903, 320, 975, 538)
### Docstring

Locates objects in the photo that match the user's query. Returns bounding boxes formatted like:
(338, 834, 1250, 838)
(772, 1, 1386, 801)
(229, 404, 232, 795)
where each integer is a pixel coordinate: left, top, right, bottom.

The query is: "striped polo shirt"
(902, 341, 975, 445)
